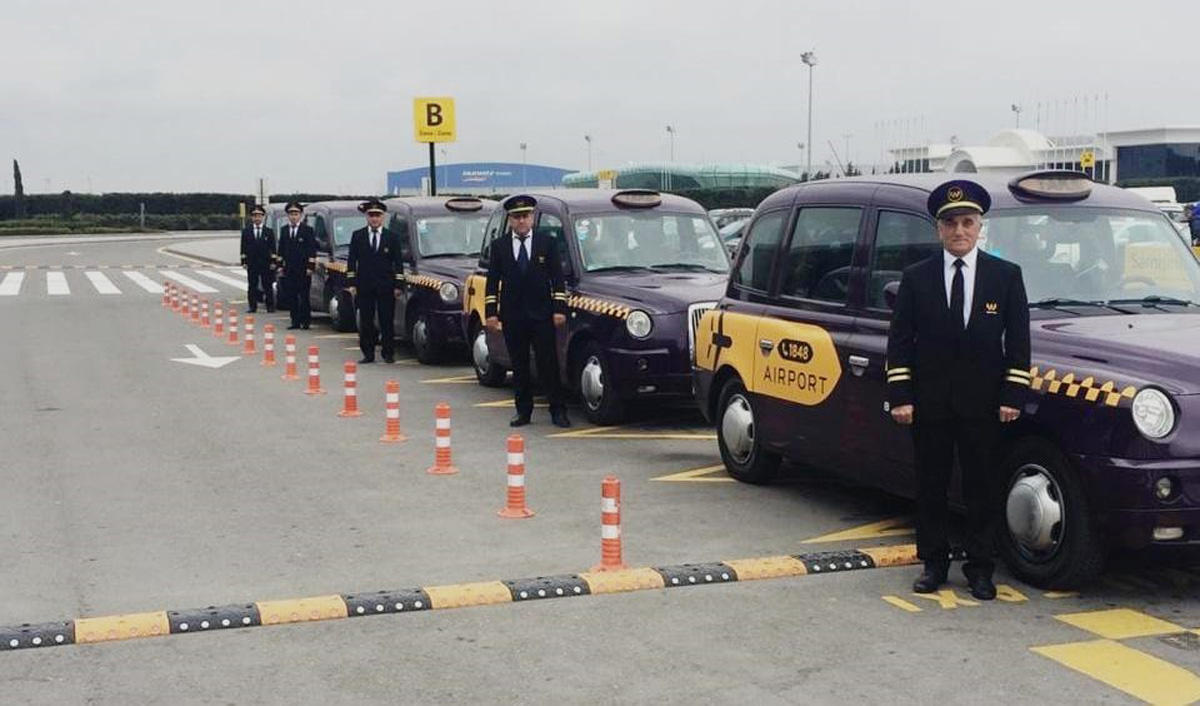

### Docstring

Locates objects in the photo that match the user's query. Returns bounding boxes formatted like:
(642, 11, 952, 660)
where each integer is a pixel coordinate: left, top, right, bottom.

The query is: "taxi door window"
(779, 207, 862, 303)
(536, 213, 572, 275)
(731, 210, 788, 292)
(392, 216, 414, 263)
(866, 210, 938, 309)
(312, 215, 330, 252)
(478, 208, 507, 267)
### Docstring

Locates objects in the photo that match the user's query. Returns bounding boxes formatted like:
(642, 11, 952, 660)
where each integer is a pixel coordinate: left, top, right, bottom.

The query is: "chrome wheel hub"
(1006, 465, 1064, 554)
(329, 294, 339, 321)
(413, 317, 429, 351)
(721, 394, 755, 464)
(581, 356, 604, 410)
(472, 329, 490, 374)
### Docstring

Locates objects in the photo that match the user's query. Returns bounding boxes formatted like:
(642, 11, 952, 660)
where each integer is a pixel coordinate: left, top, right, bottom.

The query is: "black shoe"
(382, 353, 395, 364)
(550, 410, 571, 428)
(301, 324, 310, 330)
(358, 357, 374, 364)
(246, 308, 257, 314)
(509, 414, 531, 427)
(287, 324, 300, 330)
(912, 563, 949, 593)
(965, 572, 997, 601)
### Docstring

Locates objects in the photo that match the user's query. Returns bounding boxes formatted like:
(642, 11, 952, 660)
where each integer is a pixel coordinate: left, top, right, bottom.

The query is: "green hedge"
(1116, 177, 1200, 203)
(0, 192, 379, 220)
(0, 213, 239, 233)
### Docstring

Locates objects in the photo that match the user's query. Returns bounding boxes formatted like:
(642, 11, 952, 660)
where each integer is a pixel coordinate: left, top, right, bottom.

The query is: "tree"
(13, 159, 25, 218)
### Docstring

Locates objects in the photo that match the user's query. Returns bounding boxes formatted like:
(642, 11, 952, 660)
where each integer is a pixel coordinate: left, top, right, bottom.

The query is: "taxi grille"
(688, 302, 717, 362)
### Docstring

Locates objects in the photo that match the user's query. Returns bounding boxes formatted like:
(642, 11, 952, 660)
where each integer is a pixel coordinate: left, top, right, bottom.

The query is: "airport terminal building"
(386, 162, 574, 195)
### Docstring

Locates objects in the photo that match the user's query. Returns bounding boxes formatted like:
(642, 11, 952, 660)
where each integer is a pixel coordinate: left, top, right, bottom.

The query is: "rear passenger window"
(478, 209, 507, 267)
(732, 210, 787, 291)
(868, 211, 938, 309)
(779, 208, 862, 302)
(537, 213, 571, 274)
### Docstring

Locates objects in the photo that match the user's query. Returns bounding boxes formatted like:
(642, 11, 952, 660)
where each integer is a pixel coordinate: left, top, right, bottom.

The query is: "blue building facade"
(387, 162, 574, 195)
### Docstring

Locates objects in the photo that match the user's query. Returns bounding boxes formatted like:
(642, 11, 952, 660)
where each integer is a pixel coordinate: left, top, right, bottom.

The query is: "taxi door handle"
(849, 355, 870, 368)
(759, 339, 774, 352)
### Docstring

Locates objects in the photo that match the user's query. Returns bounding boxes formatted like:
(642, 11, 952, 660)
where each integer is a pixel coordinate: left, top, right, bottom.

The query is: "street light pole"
(801, 51, 818, 180)
(584, 134, 592, 172)
(1011, 103, 1022, 128)
(519, 142, 527, 187)
(440, 148, 448, 191)
(665, 125, 675, 162)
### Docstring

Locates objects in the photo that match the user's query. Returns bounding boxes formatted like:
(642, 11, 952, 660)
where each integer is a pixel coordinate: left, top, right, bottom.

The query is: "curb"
(160, 246, 239, 267)
(1, 544, 928, 652)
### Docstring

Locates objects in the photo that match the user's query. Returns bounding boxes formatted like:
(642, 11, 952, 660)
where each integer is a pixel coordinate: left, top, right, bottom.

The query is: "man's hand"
(553, 313, 566, 327)
(486, 316, 502, 333)
(347, 287, 356, 297)
(891, 404, 914, 425)
(999, 405, 1021, 423)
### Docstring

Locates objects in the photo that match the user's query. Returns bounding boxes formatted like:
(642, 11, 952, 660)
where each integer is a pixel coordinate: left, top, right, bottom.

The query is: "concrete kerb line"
(0, 544, 920, 653)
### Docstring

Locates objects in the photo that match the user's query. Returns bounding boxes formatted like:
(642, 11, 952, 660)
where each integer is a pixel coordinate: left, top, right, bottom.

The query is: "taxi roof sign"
(612, 190, 662, 208)
(444, 197, 483, 212)
(1008, 170, 1093, 201)
(413, 97, 456, 143)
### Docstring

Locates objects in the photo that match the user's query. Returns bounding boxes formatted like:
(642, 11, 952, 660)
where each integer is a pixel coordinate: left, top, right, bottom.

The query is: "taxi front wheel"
(471, 322, 506, 387)
(716, 378, 780, 485)
(997, 439, 1106, 589)
(578, 341, 625, 425)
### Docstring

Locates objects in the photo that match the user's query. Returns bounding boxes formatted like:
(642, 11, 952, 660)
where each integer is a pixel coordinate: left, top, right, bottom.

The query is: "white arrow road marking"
(170, 344, 240, 369)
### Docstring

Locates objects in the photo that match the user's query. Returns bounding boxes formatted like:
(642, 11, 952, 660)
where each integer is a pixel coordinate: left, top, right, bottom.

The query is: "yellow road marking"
(549, 423, 715, 441)
(995, 584, 1029, 603)
(1031, 639, 1200, 706)
(74, 611, 171, 644)
(1055, 608, 1186, 640)
(801, 517, 915, 544)
(316, 333, 358, 339)
(474, 399, 549, 408)
(421, 374, 478, 384)
(650, 464, 733, 483)
(910, 589, 979, 609)
(723, 556, 807, 580)
(1044, 590, 1080, 599)
(881, 595, 923, 613)
(255, 595, 348, 625)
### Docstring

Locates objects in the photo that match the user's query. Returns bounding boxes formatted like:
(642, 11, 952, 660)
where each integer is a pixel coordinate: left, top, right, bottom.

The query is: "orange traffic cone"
(338, 361, 362, 417)
(227, 310, 239, 346)
(591, 476, 628, 571)
(379, 380, 407, 442)
(498, 434, 534, 518)
(242, 315, 256, 355)
(426, 403, 458, 475)
(281, 335, 299, 381)
(305, 345, 326, 395)
(262, 324, 276, 366)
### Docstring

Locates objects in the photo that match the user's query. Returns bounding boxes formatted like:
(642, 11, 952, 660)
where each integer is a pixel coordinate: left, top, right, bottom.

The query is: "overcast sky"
(3, 0, 1197, 194)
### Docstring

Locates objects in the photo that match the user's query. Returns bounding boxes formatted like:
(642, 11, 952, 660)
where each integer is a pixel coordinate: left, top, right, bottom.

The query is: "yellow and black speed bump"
(504, 575, 590, 602)
(168, 603, 261, 634)
(342, 588, 431, 617)
(0, 544, 924, 652)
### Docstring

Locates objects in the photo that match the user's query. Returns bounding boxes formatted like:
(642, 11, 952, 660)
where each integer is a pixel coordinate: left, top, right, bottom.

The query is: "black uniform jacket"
(240, 225, 276, 269)
(346, 227, 403, 292)
(484, 231, 569, 322)
(277, 222, 317, 276)
(886, 249, 1031, 421)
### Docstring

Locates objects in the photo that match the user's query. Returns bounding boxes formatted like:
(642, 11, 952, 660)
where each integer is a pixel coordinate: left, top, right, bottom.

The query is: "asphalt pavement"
(2, 234, 1200, 705)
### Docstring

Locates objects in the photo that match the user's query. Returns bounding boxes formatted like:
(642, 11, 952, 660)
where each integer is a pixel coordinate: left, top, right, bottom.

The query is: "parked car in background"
(708, 207, 755, 229)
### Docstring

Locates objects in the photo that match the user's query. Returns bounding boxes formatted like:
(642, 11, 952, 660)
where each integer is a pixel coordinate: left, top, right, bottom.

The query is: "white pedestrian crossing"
(194, 269, 249, 290)
(85, 271, 122, 295)
(47, 271, 70, 295)
(122, 271, 164, 293)
(0, 272, 24, 296)
(160, 270, 219, 293)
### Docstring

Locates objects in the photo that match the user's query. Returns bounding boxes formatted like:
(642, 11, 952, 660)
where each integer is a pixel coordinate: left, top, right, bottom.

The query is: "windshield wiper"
(646, 263, 726, 273)
(1107, 295, 1198, 310)
(422, 252, 472, 258)
(1029, 298, 1136, 315)
(587, 265, 656, 273)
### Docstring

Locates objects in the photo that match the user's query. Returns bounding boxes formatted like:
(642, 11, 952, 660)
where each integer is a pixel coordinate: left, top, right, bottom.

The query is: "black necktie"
(255, 227, 261, 241)
(516, 236, 529, 272)
(950, 258, 965, 331)
(371, 230, 378, 252)
(291, 226, 297, 239)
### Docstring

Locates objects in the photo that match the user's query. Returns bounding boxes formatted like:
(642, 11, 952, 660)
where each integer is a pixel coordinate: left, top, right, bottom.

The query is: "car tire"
(997, 438, 1106, 589)
(411, 310, 441, 365)
(471, 321, 506, 387)
(716, 378, 780, 485)
(329, 290, 356, 333)
(578, 341, 625, 425)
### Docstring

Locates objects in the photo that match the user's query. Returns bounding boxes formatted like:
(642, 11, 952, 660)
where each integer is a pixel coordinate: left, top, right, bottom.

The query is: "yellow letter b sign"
(413, 97, 456, 143)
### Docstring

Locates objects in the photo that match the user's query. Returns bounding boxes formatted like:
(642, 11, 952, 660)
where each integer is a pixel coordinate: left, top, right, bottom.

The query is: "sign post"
(1079, 149, 1095, 180)
(413, 97, 457, 196)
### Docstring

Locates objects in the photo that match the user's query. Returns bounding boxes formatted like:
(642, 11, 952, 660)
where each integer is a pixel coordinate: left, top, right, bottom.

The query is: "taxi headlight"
(625, 310, 653, 339)
(1131, 388, 1175, 440)
(439, 282, 460, 304)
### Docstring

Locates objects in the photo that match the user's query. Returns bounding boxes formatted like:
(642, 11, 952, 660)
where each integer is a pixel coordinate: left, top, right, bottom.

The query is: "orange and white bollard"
(212, 300, 224, 338)
(242, 315, 256, 355)
(190, 293, 200, 323)
(379, 380, 406, 442)
(200, 299, 210, 328)
(179, 289, 189, 317)
(591, 476, 628, 571)
(426, 403, 458, 475)
(169, 284, 179, 311)
(305, 345, 326, 395)
(162, 284, 171, 308)
(498, 434, 534, 518)
(337, 361, 362, 417)
(261, 324, 276, 366)
(281, 335, 299, 381)
(227, 311, 239, 346)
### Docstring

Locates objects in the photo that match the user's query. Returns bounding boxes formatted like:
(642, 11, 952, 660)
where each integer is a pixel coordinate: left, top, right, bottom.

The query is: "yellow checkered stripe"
(404, 274, 444, 290)
(1030, 366, 1137, 407)
(886, 367, 912, 383)
(568, 295, 631, 320)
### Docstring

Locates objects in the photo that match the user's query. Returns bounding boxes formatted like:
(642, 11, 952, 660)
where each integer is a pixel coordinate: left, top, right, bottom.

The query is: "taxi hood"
(1033, 313, 1200, 395)
(416, 254, 478, 282)
(579, 270, 727, 314)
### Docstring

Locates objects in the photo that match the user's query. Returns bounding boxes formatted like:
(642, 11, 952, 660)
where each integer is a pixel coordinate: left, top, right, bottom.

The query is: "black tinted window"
(779, 208, 862, 302)
(732, 210, 787, 291)
(868, 211, 938, 309)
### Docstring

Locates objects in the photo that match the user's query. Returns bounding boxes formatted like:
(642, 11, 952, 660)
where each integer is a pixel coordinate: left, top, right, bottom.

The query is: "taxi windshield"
(415, 215, 487, 257)
(981, 207, 1200, 305)
(332, 216, 366, 249)
(572, 212, 729, 273)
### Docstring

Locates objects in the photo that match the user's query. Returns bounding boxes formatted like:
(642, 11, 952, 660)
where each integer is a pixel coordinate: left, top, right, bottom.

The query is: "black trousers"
(284, 273, 311, 326)
(356, 287, 395, 359)
(912, 416, 1001, 575)
(502, 317, 565, 417)
(247, 266, 274, 311)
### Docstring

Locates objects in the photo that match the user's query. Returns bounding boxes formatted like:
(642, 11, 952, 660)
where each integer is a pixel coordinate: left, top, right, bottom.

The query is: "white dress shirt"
(511, 230, 532, 261)
(943, 246, 978, 327)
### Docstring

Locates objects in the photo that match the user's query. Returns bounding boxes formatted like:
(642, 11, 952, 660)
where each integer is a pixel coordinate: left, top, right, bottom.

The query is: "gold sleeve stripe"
(1007, 369, 1032, 379)
(887, 375, 912, 383)
(1006, 377, 1032, 386)
(886, 367, 911, 375)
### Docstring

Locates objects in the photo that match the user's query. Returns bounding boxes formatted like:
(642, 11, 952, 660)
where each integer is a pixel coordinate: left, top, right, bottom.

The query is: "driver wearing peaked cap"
(240, 203, 276, 313)
(277, 201, 317, 329)
(886, 178, 1030, 601)
(346, 198, 403, 363)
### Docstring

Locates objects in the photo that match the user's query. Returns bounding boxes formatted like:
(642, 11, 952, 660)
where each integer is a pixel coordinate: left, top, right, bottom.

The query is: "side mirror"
(883, 281, 901, 309)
